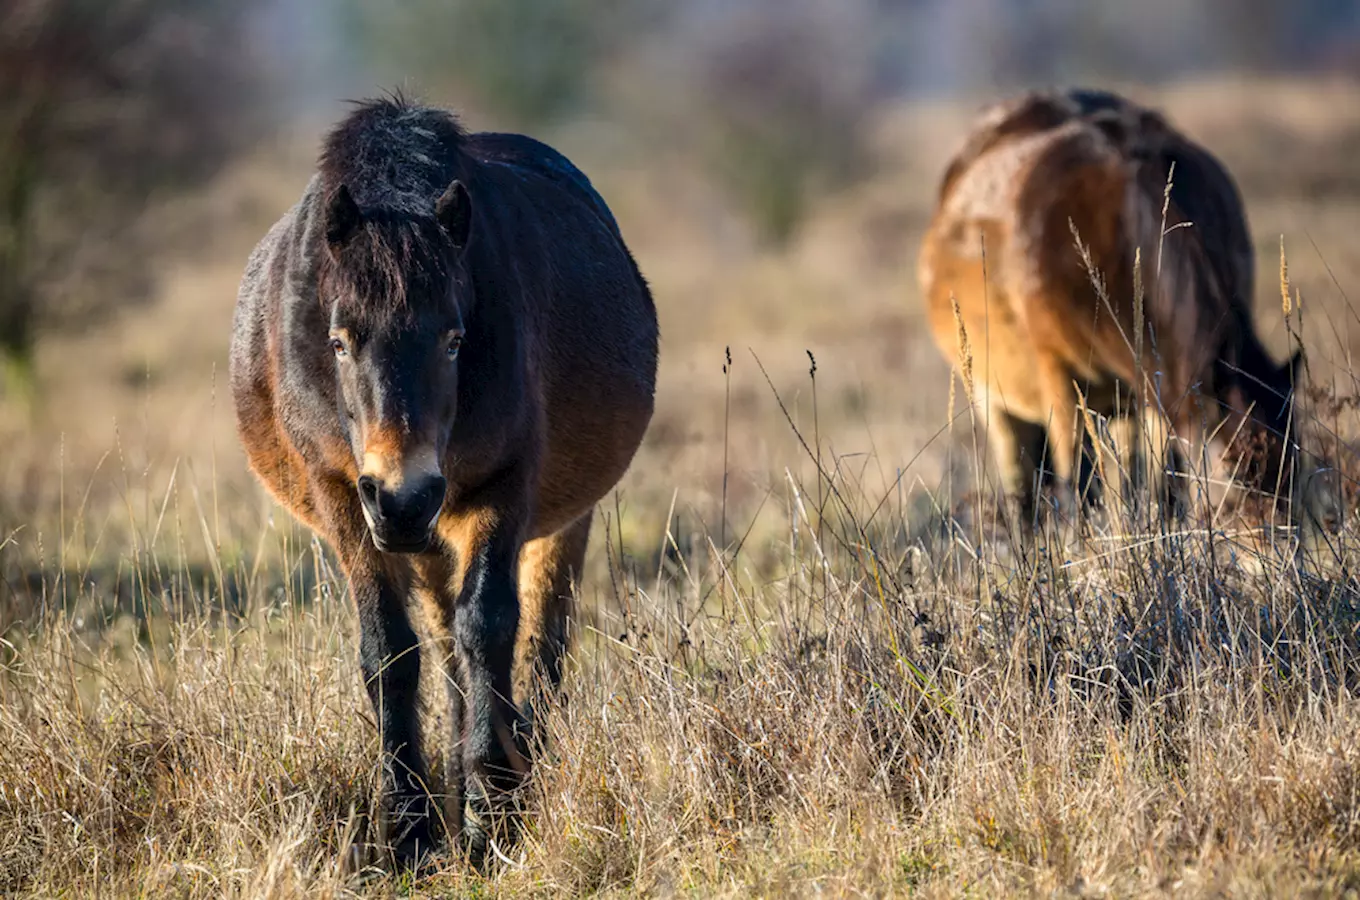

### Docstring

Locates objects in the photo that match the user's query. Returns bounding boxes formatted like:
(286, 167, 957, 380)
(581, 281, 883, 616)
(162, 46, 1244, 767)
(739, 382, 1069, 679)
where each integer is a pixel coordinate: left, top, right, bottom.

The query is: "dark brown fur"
(229, 95, 658, 864)
(920, 88, 1300, 521)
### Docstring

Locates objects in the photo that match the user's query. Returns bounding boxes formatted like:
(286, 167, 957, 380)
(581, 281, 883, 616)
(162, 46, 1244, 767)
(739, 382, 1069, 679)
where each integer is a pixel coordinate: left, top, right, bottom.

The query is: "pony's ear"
(325, 184, 362, 247)
(435, 180, 472, 250)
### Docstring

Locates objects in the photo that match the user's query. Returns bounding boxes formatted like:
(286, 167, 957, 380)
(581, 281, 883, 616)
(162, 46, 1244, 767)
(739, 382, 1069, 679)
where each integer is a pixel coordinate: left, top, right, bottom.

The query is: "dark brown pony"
(229, 95, 658, 864)
(920, 87, 1300, 522)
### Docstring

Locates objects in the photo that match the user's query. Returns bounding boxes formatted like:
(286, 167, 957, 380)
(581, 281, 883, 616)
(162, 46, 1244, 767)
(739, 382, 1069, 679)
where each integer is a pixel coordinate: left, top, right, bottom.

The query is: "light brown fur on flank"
(919, 88, 1300, 520)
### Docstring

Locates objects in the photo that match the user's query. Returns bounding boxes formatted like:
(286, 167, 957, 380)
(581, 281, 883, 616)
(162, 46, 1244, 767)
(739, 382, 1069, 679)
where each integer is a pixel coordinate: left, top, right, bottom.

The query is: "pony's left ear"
(325, 184, 363, 247)
(435, 180, 472, 250)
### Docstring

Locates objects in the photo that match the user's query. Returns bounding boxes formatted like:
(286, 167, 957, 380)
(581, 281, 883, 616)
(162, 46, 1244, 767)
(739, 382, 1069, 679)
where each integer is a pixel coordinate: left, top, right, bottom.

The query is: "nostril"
(421, 476, 447, 519)
(357, 475, 381, 512)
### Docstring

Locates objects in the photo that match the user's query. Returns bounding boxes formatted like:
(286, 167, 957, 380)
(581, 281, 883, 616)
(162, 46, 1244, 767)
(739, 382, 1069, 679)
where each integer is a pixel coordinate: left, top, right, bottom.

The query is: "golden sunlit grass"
(4, 76, 1360, 897)
(5, 394, 1360, 897)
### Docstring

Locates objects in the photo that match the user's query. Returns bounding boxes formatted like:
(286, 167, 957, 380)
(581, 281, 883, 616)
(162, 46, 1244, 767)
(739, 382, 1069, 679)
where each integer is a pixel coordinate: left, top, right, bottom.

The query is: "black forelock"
(326, 214, 455, 328)
(317, 91, 468, 326)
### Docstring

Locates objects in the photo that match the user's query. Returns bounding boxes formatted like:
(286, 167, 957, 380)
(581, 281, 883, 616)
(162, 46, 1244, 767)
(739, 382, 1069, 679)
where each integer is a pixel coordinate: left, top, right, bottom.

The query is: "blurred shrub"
(639, 0, 880, 246)
(338, 0, 652, 127)
(0, 0, 269, 381)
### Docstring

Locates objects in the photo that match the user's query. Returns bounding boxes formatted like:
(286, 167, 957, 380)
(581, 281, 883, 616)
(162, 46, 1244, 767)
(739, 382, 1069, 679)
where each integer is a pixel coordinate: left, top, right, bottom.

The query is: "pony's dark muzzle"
(357, 472, 447, 553)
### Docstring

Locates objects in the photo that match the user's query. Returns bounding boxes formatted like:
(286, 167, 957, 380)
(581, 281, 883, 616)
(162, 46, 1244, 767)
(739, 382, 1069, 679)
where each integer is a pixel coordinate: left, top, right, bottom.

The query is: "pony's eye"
(446, 334, 463, 359)
(330, 337, 347, 357)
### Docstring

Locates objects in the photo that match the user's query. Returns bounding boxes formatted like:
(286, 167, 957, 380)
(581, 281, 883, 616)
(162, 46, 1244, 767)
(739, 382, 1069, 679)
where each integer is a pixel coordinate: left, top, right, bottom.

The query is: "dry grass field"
(4, 75, 1360, 897)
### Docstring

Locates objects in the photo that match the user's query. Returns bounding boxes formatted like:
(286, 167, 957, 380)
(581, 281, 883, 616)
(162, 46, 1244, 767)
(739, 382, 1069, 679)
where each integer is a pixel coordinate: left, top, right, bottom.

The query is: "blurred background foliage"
(336, 0, 652, 127)
(0, 0, 271, 385)
(2, 0, 1358, 383)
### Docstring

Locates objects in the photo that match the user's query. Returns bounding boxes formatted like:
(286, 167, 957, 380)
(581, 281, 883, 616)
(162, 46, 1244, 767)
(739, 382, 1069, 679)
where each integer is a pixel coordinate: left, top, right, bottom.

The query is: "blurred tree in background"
(0, 0, 269, 385)
(337, 0, 654, 127)
(641, 0, 881, 246)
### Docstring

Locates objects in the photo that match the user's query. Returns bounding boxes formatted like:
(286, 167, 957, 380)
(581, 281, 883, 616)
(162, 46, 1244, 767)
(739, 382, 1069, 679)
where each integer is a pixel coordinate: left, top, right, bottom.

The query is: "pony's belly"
(529, 379, 655, 541)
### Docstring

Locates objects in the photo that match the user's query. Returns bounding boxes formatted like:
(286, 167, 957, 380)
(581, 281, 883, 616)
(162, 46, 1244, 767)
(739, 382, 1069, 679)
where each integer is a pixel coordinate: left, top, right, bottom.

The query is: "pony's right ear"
(435, 180, 472, 250)
(325, 184, 362, 247)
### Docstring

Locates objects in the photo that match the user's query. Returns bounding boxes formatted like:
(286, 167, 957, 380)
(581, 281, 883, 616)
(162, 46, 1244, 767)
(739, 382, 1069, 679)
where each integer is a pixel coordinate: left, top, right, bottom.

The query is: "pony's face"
(321, 180, 473, 553)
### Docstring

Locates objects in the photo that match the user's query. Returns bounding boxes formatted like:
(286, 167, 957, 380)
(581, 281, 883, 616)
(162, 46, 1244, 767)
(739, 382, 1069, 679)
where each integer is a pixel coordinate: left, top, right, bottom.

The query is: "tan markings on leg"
(514, 513, 591, 707)
(410, 554, 456, 636)
(1139, 408, 1174, 491)
(1167, 396, 1216, 518)
(435, 505, 503, 595)
(435, 502, 530, 782)
(1103, 413, 1139, 504)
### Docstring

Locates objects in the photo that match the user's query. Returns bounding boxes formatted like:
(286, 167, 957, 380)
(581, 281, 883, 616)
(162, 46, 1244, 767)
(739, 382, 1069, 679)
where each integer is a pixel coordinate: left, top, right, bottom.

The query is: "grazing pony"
(230, 95, 658, 864)
(919, 88, 1300, 522)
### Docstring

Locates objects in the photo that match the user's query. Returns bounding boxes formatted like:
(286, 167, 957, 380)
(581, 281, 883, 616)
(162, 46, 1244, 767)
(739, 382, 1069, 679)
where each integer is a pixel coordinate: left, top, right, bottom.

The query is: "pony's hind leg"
(986, 402, 1047, 530)
(1035, 355, 1087, 512)
(515, 512, 592, 738)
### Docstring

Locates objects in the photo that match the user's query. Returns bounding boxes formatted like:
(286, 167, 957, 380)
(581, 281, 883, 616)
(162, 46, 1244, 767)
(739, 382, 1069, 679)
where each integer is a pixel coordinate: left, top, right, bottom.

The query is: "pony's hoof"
(387, 811, 438, 872)
(462, 804, 490, 869)
(460, 786, 522, 870)
(392, 837, 435, 873)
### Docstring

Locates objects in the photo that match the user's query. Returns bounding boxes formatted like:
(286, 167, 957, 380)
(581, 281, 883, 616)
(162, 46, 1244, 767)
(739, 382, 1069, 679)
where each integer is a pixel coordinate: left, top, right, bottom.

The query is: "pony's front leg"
(409, 552, 466, 851)
(315, 490, 428, 869)
(440, 500, 531, 863)
(348, 554, 432, 865)
(316, 478, 433, 866)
